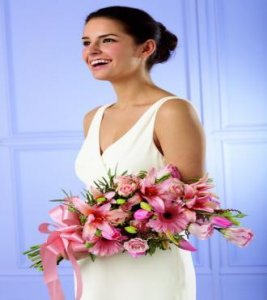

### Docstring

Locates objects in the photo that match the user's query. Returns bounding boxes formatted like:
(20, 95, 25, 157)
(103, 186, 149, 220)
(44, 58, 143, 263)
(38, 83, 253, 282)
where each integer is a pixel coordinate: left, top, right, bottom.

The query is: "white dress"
(74, 96, 196, 300)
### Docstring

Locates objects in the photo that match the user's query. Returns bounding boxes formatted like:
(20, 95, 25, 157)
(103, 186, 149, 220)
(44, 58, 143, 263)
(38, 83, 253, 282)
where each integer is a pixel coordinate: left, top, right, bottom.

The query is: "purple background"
(0, 0, 266, 299)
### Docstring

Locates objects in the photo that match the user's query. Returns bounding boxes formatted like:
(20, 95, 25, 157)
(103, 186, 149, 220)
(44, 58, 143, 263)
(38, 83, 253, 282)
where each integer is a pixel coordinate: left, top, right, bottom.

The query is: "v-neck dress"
(74, 96, 196, 300)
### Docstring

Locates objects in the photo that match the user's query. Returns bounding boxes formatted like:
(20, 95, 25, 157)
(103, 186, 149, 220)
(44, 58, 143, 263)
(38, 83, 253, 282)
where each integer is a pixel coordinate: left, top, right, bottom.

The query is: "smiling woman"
(81, 17, 155, 82)
(74, 5, 204, 300)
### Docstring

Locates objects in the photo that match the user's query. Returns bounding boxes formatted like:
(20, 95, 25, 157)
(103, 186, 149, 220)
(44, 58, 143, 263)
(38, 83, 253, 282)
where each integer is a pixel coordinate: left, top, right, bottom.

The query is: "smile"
(90, 59, 112, 67)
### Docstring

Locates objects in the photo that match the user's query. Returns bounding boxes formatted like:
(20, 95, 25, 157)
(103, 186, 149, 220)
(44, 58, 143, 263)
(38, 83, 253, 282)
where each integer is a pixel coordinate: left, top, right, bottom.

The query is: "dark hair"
(85, 6, 178, 70)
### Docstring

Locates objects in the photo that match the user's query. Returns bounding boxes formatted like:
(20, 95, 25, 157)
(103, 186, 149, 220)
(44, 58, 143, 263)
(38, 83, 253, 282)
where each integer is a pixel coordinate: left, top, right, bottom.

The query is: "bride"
(75, 5, 205, 300)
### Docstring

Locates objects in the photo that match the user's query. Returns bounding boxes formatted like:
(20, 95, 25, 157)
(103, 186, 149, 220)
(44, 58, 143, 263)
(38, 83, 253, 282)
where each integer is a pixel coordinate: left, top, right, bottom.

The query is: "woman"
(75, 5, 205, 300)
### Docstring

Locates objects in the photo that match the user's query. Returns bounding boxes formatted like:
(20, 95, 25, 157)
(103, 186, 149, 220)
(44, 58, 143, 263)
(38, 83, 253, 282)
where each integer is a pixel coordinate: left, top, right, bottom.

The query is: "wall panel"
(1, 0, 266, 299)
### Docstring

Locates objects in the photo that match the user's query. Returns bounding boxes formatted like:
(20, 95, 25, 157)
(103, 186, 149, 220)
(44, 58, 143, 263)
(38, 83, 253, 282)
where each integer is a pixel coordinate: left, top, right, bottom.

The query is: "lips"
(90, 58, 112, 68)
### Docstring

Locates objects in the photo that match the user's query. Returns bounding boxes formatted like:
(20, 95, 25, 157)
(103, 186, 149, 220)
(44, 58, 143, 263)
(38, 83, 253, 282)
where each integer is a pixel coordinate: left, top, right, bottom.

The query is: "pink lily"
(107, 208, 129, 225)
(88, 187, 116, 203)
(188, 222, 214, 240)
(155, 163, 181, 180)
(183, 182, 220, 213)
(140, 168, 176, 212)
(69, 197, 115, 241)
(121, 193, 142, 211)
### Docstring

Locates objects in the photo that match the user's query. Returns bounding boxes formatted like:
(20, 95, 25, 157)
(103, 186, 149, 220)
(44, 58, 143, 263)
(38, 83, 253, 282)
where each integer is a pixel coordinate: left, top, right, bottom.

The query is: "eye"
(82, 40, 90, 47)
(102, 38, 116, 43)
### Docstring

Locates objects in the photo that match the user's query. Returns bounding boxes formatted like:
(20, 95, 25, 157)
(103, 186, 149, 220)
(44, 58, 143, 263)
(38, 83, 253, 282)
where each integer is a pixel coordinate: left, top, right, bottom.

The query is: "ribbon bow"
(39, 204, 87, 300)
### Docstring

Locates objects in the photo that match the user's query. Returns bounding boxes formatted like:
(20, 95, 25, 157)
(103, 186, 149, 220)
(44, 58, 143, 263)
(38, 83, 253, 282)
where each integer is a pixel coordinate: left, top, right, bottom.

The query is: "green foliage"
(137, 170, 147, 179)
(23, 245, 43, 271)
(219, 209, 246, 226)
(85, 242, 94, 249)
(155, 174, 171, 183)
(89, 253, 96, 262)
(147, 237, 170, 255)
(84, 190, 96, 205)
(79, 214, 87, 225)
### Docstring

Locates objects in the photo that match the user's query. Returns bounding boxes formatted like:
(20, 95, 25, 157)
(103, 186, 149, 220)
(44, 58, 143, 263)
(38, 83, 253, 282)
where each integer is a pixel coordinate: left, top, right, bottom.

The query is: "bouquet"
(23, 164, 253, 300)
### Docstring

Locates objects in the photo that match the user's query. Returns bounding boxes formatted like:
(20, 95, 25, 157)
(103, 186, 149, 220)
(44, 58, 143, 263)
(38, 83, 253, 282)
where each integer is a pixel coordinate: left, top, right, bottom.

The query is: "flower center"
(163, 212, 173, 219)
(146, 186, 158, 196)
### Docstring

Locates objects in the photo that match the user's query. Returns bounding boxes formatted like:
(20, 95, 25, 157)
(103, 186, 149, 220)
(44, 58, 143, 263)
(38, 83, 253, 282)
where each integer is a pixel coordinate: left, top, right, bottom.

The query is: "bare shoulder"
(156, 98, 199, 122)
(83, 106, 101, 137)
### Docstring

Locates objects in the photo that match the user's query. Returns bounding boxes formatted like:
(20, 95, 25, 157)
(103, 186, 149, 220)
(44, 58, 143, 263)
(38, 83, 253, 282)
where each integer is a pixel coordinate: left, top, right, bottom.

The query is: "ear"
(140, 39, 157, 59)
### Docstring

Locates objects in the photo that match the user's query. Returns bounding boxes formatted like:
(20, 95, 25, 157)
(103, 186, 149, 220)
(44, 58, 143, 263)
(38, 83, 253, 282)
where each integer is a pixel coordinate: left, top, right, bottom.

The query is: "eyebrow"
(81, 33, 119, 40)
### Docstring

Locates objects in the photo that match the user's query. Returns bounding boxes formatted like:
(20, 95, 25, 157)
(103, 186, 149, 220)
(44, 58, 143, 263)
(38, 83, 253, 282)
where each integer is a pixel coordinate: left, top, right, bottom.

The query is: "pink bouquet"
(23, 164, 253, 300)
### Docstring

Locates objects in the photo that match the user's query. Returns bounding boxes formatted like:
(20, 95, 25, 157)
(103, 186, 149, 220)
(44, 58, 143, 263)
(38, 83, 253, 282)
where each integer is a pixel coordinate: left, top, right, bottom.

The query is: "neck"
(109, 71, 158, 108)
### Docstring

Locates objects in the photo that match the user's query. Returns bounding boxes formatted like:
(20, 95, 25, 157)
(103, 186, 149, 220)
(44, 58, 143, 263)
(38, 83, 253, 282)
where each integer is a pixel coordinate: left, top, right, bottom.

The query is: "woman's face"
(82, 17, 145, 81)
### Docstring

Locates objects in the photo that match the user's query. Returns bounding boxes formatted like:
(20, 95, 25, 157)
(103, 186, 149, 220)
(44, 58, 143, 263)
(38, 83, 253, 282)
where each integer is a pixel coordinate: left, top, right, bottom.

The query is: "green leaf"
(235, 213, 247, 218)
(96, 197, 106, 203)
(116, 198, 126, 205)
(120, 170, 128, 176)
(49, 198, 66, 202)
(137, 170, 147, 179)
(89, 253, 96, 262)
(79, 215, 87, 225)
(93, 180, 102, 191)
(124, 226, 137, 234)
(95, 229, 102, 237)
(156, 174, 171, 183)
(85, 242, 94, 249)
(140, 202, 152, 211)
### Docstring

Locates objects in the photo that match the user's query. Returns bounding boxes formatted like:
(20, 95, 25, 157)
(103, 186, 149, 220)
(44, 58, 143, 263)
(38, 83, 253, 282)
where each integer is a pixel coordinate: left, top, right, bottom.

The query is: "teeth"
(91, 59, 111, 66)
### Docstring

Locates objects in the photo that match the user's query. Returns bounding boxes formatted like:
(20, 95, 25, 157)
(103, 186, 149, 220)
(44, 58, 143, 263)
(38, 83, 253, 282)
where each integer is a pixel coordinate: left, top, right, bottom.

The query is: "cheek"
(82, 48, 88, 62)
(107, 44, 129, 58)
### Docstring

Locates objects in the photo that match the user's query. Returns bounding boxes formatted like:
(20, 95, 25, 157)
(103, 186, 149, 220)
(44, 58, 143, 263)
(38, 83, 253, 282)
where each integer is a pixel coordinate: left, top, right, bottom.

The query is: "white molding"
(0, 0, 12, 138)
(182, 0, 204, 121)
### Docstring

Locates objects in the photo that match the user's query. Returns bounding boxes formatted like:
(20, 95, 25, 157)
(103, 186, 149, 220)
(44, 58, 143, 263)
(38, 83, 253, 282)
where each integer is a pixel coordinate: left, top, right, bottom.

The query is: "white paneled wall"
(0, 0, 266, 299)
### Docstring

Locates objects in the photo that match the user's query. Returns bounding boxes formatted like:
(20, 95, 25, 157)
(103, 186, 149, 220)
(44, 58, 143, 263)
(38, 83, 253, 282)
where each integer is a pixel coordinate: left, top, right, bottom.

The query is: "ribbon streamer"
(39, 205, 87, 300)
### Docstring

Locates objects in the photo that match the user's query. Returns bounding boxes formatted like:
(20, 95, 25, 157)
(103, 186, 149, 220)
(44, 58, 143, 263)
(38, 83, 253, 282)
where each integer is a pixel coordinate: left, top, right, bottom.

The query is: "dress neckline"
(98, 95, 178, 158)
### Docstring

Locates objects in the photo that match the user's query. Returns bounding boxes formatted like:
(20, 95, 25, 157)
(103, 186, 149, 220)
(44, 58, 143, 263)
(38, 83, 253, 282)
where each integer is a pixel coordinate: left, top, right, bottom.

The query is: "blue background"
(0, 0, 266, 299)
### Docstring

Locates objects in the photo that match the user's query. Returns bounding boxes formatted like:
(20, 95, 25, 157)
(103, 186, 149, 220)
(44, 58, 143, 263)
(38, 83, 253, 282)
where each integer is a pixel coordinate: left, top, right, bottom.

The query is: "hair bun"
(153, 22, 178, 64)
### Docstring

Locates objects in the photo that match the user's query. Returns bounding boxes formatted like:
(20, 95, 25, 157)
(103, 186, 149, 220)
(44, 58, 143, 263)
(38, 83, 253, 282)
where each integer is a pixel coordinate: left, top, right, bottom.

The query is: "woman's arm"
(155, 99, 206, 182)
(83, 106, 101, 138)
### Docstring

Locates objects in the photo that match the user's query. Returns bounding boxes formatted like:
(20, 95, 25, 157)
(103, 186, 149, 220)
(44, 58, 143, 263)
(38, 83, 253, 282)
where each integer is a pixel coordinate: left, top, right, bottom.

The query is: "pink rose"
(221, 227, 254, 247)
(114, 175, 140, 197)
(124, 238, 149, 257)
(169, 178, 184, 198)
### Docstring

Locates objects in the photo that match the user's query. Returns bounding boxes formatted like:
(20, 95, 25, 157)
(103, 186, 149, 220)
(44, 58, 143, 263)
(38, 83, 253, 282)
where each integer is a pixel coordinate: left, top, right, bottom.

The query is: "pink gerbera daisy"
(148, 201, 188, 234)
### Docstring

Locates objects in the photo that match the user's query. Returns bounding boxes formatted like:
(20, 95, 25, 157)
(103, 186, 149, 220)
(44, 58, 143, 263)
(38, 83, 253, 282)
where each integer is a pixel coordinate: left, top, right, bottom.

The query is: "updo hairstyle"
(85, 6, 178, 70)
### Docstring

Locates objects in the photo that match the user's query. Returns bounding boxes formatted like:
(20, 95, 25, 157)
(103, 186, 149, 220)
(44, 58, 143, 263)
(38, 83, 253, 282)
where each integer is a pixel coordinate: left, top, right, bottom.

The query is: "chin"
(92, 74, 112, 81)
(92, 76, 108, 81)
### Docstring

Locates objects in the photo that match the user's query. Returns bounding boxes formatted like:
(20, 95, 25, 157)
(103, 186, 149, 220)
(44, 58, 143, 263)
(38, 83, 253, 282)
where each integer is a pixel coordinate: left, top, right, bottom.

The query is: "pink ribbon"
(39, 204, 87, 300)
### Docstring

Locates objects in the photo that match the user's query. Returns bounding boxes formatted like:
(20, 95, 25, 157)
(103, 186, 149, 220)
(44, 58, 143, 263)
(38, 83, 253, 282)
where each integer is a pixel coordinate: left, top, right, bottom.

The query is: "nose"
(87, 41, 102, 55)
(83, 41, 102, 62)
